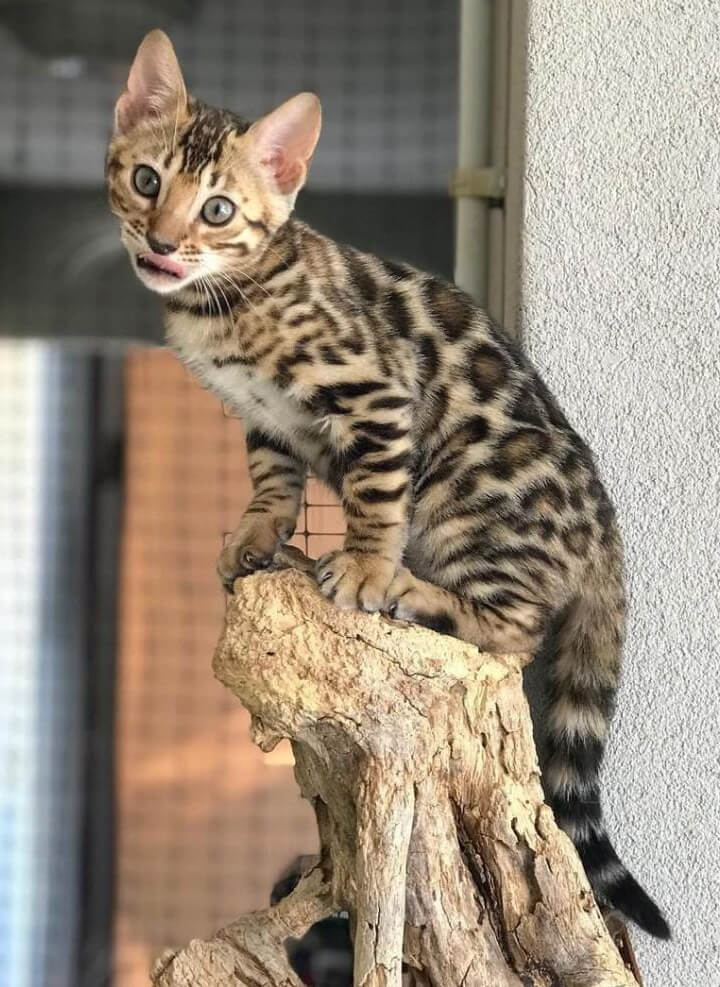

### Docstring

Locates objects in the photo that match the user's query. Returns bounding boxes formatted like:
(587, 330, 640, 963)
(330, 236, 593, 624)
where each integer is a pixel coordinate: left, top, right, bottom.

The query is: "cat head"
(107, 30, 321, 295)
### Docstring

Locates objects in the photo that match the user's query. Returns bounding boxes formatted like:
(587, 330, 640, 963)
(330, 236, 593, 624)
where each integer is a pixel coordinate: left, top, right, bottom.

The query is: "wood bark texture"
(151, 552, 639, 987)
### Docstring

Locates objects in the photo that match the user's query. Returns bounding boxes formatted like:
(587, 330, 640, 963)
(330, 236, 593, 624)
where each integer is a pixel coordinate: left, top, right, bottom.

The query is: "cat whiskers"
(194, 275, 211, 315)
(228, 267, 272, 299)
(198, 275, 232, 337)
(213, 271, 263, 321)
(206, 276, 238, 335)
(197, 277, 230, 338)
(193, 275, 211, 316)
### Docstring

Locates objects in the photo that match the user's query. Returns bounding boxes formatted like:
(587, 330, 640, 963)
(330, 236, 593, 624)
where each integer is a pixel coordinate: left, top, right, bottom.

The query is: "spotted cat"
(107, 30, 669, 939)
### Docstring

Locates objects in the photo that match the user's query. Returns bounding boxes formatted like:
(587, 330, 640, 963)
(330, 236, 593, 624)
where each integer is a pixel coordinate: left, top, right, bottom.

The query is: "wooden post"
(151, 551, 640, 987)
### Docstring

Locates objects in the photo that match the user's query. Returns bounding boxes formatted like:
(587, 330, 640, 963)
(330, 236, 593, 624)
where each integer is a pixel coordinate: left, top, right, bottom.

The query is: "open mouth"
(136, 253, 186, 280)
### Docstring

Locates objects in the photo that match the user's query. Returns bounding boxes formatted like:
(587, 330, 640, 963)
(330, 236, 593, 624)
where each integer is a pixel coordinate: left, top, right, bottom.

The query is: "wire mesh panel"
(289, 478, 346, 560)
(0, 2, 457, 345)
(0, 3, 459, 984)
(115, 350, 325, 986)
(0, 0, 457, 193)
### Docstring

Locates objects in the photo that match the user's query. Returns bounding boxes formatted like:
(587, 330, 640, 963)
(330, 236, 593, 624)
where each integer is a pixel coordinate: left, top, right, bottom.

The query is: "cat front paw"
(315, 550, 395, 612)
(218, 515, 295, 593)
(382, 567, 425, 622)
(383, 568, 457, 636)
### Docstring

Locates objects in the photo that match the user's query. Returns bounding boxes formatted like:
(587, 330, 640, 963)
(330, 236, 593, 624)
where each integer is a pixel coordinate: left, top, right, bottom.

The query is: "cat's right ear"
(248, 93, 322, 197)
(114, 30, 186, 135)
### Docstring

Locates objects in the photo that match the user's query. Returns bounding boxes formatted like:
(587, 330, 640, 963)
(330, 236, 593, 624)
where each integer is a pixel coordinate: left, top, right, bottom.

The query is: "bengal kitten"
(107, 30, 669, 939)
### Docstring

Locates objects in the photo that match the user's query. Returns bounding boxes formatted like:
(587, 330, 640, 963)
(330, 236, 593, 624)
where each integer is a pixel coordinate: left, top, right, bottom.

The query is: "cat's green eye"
(133, 164, 160, 198)
(202, 196, 235, 226)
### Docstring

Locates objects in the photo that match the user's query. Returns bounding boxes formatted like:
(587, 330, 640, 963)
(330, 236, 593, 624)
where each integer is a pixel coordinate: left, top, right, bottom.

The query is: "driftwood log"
(151, 549, 640, 987)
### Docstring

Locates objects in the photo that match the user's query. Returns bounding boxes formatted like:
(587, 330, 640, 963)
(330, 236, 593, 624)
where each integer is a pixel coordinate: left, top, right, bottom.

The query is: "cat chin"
(134, 272, 187, 296)
(132, 258, 192, 296)
(135, 274, 187, 296)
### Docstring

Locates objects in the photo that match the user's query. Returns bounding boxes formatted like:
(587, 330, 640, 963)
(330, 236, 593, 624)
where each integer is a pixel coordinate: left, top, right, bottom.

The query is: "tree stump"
(151, 551, 640, 987)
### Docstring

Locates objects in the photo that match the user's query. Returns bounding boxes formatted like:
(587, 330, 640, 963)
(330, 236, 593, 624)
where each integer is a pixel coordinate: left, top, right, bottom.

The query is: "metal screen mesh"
(0, 0, 457, 192)
(115, 350, 352, 985)
(0, 2, 459, 984)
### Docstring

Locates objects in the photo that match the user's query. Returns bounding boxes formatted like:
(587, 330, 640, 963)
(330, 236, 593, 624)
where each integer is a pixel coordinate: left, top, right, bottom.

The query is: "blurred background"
(0, 1, 502, 985)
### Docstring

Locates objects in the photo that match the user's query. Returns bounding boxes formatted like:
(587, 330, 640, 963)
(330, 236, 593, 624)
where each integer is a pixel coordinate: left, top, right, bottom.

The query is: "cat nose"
(146, 232, 178, 255)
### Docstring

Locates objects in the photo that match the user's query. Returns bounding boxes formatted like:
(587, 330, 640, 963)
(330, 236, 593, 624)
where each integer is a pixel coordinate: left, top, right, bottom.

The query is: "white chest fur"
(167, 316, 328, 469)
(204, 360, 306, 433)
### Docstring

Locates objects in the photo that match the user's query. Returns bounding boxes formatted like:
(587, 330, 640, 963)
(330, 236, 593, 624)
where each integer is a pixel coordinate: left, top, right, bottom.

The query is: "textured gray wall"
(517, 2, 720, 983)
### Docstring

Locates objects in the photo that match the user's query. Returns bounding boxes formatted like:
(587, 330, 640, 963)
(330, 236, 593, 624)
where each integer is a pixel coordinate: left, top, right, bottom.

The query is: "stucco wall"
(516, 2, 720, 983)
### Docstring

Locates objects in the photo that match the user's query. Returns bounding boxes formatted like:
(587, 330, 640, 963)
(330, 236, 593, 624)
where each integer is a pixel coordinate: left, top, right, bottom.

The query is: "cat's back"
(296, 221, 492, 346)
(286, 224, 593, 470)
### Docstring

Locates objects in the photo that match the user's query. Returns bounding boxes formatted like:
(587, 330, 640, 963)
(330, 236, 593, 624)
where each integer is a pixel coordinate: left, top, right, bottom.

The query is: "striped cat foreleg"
(316, 391, 413, 611)
(217, 428, 306, 591)
(382, 567, 547, 653)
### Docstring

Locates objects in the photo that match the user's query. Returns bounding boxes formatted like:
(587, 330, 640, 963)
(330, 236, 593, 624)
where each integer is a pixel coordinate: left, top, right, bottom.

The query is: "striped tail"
(541, 592, 670, 940)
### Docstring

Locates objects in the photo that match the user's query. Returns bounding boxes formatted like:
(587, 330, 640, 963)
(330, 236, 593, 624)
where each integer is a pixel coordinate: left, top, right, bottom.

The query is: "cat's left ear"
(249, 93, 322, 196)
(115, 29, 186, 134)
